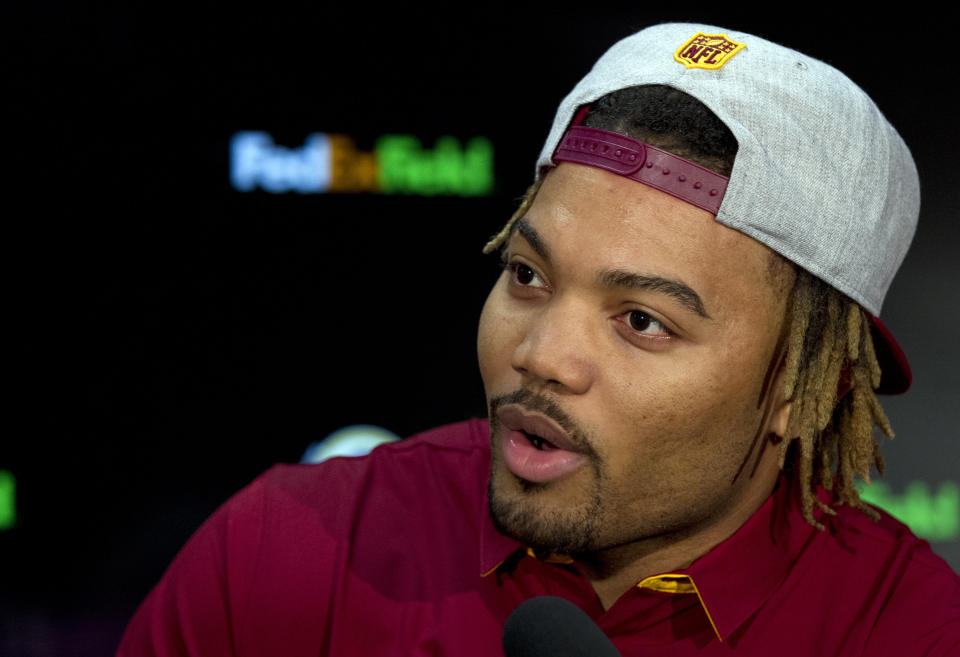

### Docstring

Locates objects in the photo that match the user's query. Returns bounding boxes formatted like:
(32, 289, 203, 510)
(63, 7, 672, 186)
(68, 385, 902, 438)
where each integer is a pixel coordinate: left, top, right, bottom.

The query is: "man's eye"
(625, 310, 671, 337)
(509, 262, 542, 287)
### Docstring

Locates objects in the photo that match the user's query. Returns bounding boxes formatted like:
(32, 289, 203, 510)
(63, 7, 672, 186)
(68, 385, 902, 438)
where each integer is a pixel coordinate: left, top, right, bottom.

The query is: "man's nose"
(510, 298, 595, 394)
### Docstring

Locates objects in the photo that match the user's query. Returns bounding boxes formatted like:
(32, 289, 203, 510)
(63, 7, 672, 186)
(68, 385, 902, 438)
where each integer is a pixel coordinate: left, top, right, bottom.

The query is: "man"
(118, 23, 960, 656)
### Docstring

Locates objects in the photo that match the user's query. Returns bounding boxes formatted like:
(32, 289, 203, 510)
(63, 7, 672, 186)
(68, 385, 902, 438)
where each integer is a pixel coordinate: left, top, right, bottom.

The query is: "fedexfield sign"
(230, 132, 494, 196)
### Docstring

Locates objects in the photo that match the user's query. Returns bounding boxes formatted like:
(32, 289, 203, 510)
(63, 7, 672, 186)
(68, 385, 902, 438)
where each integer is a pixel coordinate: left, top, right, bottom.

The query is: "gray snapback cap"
(535, 23, 919, 392)
(537, 22, 919, 319)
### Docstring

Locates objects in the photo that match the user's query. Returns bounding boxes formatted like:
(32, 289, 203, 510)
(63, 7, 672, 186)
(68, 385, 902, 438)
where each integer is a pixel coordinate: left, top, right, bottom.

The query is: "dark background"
(6, 5, 959, 655)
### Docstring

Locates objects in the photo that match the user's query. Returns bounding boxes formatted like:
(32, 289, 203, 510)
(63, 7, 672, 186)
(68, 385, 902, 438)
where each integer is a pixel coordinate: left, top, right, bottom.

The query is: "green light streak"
(858, 480, 959, 541)
(376, 135, 494, 196)
(0, 470, 14, 530)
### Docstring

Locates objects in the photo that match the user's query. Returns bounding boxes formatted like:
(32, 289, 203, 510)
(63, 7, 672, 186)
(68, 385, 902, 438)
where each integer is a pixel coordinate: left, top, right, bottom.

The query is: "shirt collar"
(479, 472, 819, 640)
(479, 489, 524, 577)
(680, 473, 819, 640)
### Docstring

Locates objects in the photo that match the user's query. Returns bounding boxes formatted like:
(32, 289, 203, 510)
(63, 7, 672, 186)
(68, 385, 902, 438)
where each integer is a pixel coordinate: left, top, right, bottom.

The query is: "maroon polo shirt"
(117, 419, 960, 656)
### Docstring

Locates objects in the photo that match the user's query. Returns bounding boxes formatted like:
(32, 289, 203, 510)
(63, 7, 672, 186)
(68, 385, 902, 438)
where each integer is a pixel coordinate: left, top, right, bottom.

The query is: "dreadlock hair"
(779, 266, 893, 529)
(484, 85, 893, 530)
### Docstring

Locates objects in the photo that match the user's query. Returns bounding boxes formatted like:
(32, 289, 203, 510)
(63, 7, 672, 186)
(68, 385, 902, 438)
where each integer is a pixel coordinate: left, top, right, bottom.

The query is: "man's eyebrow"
(598, 269, 712, 319)
(510, 216, 710, 319)
(511, 216, 550, 262)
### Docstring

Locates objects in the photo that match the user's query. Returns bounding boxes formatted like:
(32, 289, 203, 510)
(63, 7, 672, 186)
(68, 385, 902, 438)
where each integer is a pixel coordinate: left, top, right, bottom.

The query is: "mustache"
(489, 389, 596, 456)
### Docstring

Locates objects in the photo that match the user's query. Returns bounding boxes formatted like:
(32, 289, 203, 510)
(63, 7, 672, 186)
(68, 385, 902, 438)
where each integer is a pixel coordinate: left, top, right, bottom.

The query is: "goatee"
(486, 389, 605, 555)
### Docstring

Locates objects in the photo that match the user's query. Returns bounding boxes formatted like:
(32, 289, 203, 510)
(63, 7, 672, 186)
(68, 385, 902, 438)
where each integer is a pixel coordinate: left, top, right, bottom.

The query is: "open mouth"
(494, 403, 589, 483)
(524, 431, 557, 451)
(500, 427, 588, 483)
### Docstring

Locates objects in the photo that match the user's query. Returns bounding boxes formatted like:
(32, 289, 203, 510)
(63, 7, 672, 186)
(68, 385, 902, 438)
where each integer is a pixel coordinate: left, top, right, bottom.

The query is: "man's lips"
(496, 405, 583, 453)
(496, 404, 589, 483)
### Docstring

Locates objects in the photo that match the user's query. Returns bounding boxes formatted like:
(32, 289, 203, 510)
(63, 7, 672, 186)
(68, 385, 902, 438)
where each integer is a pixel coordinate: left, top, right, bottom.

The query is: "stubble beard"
(487, 467, 606, 556)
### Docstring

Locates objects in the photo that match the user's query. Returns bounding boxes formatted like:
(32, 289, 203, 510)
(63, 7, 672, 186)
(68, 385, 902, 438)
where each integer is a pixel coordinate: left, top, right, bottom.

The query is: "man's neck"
(575, 474, 779, 611)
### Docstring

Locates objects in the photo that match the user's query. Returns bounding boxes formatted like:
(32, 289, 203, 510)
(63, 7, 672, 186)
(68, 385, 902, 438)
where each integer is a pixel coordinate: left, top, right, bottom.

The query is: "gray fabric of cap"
(536, 23, 919, 317)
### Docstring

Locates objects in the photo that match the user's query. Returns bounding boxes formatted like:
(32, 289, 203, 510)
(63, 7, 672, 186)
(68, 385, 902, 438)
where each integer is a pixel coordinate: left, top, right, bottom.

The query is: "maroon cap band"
(552, 126, 730, 215)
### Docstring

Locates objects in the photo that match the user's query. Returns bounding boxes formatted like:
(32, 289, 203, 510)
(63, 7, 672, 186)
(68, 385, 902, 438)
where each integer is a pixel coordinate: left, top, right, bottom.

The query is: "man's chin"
(487, 468, 603, 556)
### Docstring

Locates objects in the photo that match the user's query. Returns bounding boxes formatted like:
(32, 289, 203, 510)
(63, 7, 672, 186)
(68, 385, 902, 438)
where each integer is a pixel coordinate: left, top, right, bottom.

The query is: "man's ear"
(767, 390, 792, 441)
(765, 362, 852, 441)
(763, 354, 792, 441)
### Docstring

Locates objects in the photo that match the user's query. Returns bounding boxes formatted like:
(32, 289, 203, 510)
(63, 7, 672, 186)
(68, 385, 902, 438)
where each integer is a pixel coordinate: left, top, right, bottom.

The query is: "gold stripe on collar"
(526, 547, 575, 564)
(636, 573, 723, 643)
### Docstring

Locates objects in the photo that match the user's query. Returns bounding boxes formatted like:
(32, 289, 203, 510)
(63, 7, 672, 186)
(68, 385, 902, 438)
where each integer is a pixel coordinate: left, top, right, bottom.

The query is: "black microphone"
(502, 596, 622, 657)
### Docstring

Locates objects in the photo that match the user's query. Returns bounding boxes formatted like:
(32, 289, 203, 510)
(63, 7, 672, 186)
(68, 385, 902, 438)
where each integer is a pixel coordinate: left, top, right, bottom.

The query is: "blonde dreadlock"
(482, 179, 542, 256)
(779, 268, 893, 530)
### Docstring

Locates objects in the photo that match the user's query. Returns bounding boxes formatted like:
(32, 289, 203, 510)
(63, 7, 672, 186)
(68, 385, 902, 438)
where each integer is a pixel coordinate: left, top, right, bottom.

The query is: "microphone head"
(502, 596, 621, 657)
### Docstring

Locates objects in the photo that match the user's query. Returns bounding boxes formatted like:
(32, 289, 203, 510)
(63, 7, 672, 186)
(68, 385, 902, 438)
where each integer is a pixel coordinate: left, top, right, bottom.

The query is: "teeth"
(527, 432, 544, 450)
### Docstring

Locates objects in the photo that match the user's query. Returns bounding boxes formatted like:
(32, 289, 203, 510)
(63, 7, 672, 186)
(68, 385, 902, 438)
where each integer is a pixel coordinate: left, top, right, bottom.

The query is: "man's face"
(477, 163, 792, 556)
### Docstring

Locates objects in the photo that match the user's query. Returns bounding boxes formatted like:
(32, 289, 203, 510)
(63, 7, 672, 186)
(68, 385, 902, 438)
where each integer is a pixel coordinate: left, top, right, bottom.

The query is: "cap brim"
(869, 316, 911, 395)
